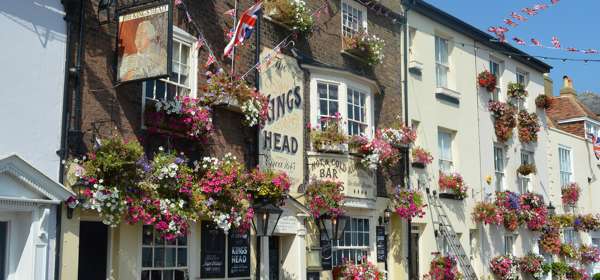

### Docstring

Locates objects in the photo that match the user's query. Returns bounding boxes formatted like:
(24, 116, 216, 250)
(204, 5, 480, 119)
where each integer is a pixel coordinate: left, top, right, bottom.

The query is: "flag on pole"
(551, 36, 561, 48)
(588, 133, 600, 160)
(223, 2, 262, 58)
(196, 36, 205, 50)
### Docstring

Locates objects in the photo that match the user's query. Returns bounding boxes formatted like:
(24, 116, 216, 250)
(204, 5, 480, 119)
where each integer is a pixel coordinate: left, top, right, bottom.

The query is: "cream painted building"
(395, 1, 553, 279)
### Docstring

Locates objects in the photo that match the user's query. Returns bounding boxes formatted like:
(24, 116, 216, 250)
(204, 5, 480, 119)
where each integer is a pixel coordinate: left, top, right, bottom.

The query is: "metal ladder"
(425, 188, 478, 280)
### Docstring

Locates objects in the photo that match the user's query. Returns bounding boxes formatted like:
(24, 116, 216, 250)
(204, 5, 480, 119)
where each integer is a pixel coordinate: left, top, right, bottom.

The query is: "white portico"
(0, 155, 73, 280)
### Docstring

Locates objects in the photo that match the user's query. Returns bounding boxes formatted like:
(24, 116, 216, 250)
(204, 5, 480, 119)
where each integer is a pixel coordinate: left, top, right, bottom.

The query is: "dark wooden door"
(77, 221, 108, 280)
(0, 222, 7, 280)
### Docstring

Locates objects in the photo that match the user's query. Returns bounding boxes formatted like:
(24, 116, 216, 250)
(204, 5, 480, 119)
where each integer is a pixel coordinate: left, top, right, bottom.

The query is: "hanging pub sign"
(200, 222, 226, 278)
(116, 2, 172, 83)
(227, 230, 251, 277)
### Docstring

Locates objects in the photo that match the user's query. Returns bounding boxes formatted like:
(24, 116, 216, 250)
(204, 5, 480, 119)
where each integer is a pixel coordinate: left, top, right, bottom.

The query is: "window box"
(409, 60, 423, 76)
(438, 192, 464, 200)
(263, 0, 313, 33)
(314, 142, 349, 154)
(411, 161, 426, 169)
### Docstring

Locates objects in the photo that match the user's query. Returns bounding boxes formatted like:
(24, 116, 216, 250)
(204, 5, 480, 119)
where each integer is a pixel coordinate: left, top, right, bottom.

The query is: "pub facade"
(57, 0, 406, 279)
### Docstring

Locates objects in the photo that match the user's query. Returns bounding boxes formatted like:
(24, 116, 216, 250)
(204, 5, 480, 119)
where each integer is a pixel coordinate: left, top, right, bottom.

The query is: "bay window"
(311, 73, 374, 138)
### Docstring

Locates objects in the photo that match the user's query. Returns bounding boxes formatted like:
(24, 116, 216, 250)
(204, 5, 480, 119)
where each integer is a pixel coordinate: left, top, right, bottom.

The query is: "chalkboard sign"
(228, 230, 250, 277)
(376, 226, 387, 262)
(320, 232, 332, 270)
(200, 222, 226, 278)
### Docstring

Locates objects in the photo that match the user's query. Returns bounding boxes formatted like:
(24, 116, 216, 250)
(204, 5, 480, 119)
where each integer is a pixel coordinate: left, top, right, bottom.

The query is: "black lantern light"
(317, 214, 349, 241)
(384, 208, 392, 225)
(252, 201, 283, 237)
(547, 202, 556, 216)
(67, 183, 88, 219)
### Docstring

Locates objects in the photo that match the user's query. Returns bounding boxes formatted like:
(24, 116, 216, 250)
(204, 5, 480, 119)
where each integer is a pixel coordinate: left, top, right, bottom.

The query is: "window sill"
(411, 162, 426, 169)
(409, 60, 423, 76)
(313, 143, 349, 154)
(435, 87, 460, 105)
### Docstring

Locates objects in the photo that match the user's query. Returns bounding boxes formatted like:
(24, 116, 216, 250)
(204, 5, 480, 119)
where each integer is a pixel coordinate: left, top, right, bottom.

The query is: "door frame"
(78, 219, 112, 280)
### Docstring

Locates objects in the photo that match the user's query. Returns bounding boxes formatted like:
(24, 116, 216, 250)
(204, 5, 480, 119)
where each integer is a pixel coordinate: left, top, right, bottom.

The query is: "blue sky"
(423, 0, 600, 95)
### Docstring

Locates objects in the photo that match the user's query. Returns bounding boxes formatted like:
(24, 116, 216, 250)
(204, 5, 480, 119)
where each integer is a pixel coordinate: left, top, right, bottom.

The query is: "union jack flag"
(531, 38, 541, 46)
(504, 19, 518, 27)
(513, 37, 525, 45)
(588, 133, 600, 160)
(551, 36, 561, 49)
(223, 2, 262, 58)
(551, 0, 560, 5)
(511, 12, 527, 21)
(522, 8, 537, 16)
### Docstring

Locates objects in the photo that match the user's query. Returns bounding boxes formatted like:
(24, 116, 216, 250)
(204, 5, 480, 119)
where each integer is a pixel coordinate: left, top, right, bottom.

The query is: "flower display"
(391, 188, 426, 220)
(264, 0, 313, 32)
(336, 257, 386, 280)
(519, 192, 548, 231)
(547, 262, 570, 278)
(488, 101, 517, 142)
(567, 266, 590, 280)
(472, 201, 502, 225)
(507, 82, 528, 101)
(438, 172, 468, 199)
(579, 244, 600, 264)
(535, 94, 552, 109)
(477, 70, 497, 93)
(575, 214, 600, 232)
(489, 255, 519, 280)
(194, 153, 254, 233)
(310, 113, 348, 152)
(203, 69, 269, 127)
(305, 180, 345, 219)
(411, 146, 433, 167)
(517, 111, 541, 143)
(343, 31, 385, 66)
(517, 163, 537, 176)
(380, 121, 417, 147)
(424, 254, 463, 280)
(540, 220, 562, 255)
(518, 253, 544, 279)
(560, 243, 579, 260)
(245, 169, 291, 205)
(562, 183, 581, 206)
(349, 132, 399, 170)
(145, 96, 213, 140)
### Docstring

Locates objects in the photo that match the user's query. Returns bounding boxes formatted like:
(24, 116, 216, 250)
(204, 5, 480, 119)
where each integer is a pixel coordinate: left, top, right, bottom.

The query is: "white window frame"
(559, 145, 573, 187)
(332, 217, 372, 266)
(586, 121, 600, 140)
(435, 36, 450, 89)
(562, 228, 577, 245)
(341, 0, 367, 38)
(504, 234, 516, 255)
(519, 150, 534, 194)
(516, 69, 529, 111)
(438, 129, 454, 173)
(494, 145, 505, 192)
(310, 72, 375, 138)
(489, 58, 502, 102)
(141, 26, 198, 127)
(140, 225, 189, 280)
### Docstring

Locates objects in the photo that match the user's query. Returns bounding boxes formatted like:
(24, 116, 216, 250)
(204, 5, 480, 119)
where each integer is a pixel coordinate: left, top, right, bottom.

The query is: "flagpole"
(231, 0, 238, 76)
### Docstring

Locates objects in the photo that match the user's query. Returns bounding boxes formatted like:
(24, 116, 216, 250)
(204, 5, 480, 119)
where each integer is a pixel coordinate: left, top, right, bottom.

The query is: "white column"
(260, 236, 270, 280)
(296, 224, 307, 280)
(34, 207, 50, 280)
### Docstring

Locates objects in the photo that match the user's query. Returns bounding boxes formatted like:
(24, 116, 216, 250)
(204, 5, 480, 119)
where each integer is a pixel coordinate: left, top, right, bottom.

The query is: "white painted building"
(396, 1, 553, 279)
(0, 1, 71, 279)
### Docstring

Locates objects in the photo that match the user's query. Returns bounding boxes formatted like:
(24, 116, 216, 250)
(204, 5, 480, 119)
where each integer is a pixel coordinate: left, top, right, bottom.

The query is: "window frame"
(140, 225, 189, 280)
(438, 129, 454, 173)
(586, 121, 600, 140)
(493, 145, 505, 192)
(435, 35, 450, 88)
(504, 234, 516, 256)
(519, 150, 534, 193)
(489, 58, 502, 102)
(559, 145, 573, 187)
(562, 228, 577, 245)
(310, 73, 375, 138)
(141, 26, 198, 128)
(331, 217, 372, 266)
(341, 0, 367, 39)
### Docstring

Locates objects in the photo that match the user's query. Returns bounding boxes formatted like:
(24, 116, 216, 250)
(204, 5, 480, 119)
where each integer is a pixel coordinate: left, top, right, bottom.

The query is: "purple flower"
(508, 192, 521, 210)
(136, 157, 153, 173)
(174, 157, 185, 165)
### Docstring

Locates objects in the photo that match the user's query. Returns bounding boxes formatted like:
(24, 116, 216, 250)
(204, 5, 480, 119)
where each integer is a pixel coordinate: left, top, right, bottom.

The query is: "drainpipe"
(254, 6, 265, 280)
(401, 1, 413, 279)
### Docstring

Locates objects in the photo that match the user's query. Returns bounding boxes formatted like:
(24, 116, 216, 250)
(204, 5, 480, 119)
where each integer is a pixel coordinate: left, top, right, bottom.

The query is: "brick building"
(57, 0, 406, 279)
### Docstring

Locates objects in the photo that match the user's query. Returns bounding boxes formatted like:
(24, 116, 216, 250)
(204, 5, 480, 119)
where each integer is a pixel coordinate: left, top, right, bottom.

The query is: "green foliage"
(592, 273, 600, 280)
(83, 137, 143, 188)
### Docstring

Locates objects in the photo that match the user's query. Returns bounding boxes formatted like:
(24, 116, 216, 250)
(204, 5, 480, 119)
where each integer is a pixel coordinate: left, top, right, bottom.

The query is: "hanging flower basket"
(305, 180, 345, 219)
(424, 254, 462, 280)
(560, 243, 579, 259)
(488, 101, 517, 143)
(472, 201, 502, 225)
(517, 163, 537, 176)
(518, 111, 541, 144)
(391, 188, 426, 220)
(245, 169, 291, 206)
(519, 192, 548, 231)
(575, 214, 600, 232)
(263, 0, 314, 32)
(144, 96, 213, 140)
(310, 113, 349, 153)
(411, 146, 433, 169)
(518, 253, 545, 279)
(566, 266, 590, 280)
(561, 183, 581, 206)
(477, 70, 497, 93)
(335, 257, 386, 280)
(343, 31, 385, 66)
(489, 255, 519, 280)
(380, 123, 417, 148)
(535, 94, 552, 109)
(540, 232, 562, 255)
(579, 244, 600, 264)
(507, 82, 528, 101)
(438, 172, 468, 200)
(348, 132, 400, 171)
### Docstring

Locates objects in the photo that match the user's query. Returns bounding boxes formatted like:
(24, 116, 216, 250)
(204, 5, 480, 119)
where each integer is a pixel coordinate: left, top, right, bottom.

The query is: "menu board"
(320, 232, 332, 270)
(200, 222, 226, 278)
(228, 230, 251, 277)
(376, 226, 387, 263)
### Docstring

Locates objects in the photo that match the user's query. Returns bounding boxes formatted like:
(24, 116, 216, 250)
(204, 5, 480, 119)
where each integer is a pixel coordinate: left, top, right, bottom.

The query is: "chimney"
(544, 73, 553, 97)
(560, 75, 577, 96)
